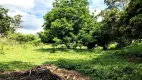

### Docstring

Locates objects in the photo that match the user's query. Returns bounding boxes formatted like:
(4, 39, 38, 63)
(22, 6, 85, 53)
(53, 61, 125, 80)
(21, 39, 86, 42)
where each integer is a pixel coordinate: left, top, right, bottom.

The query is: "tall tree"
(95, 8, 123, 49)
(124, 0, 142, 40)
(103, 0, 142, 47)
(0, 6, 11, 36)
(43, 0, 91, 48)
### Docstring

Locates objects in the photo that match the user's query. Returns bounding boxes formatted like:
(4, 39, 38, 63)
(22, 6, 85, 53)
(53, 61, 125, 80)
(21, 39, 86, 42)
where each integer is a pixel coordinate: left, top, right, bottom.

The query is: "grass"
(0, 41, 142, 80)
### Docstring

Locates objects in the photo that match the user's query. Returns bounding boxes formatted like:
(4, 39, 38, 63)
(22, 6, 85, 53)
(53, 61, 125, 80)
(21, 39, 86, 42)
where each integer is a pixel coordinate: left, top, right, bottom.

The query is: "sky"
(0, 0, 107, 34)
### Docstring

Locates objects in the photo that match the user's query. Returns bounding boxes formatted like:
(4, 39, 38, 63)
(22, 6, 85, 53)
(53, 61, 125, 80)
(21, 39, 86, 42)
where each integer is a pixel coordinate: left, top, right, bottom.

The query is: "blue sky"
(0, 0, 106, 34)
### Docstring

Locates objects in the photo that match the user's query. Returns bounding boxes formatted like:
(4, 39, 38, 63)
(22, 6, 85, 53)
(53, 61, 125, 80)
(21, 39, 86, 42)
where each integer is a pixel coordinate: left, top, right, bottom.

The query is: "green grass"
(0, 42, 142, 80)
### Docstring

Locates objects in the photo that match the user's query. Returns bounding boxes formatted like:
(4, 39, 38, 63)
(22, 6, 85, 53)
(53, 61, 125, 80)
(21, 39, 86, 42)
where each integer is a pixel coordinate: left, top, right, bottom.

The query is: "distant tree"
(104, 0, 129, 9)
(0, 6, 12, 36)
(10, 14, 22, 33)
(0, 6, 22, 36)
(9, 33, 37, 43)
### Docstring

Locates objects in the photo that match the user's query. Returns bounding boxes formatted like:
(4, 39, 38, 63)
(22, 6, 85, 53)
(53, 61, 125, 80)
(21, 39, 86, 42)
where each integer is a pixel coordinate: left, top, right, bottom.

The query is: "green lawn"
(0, 43, 142, 80)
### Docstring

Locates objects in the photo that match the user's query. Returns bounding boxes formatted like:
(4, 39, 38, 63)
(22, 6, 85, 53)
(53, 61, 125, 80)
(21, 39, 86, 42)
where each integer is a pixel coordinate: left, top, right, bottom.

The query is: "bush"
(91, 66, 142, 80)
(9, 33, 37, 43)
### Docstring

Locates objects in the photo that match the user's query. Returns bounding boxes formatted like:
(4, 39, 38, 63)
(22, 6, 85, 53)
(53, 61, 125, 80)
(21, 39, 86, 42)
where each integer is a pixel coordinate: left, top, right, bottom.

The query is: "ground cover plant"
(0, 40, 142, 79)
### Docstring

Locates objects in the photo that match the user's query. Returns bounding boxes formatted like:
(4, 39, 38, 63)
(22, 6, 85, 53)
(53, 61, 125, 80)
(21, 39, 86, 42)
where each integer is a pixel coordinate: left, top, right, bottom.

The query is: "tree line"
(0, 0, 142, 50)
(38, 0, 142, 50)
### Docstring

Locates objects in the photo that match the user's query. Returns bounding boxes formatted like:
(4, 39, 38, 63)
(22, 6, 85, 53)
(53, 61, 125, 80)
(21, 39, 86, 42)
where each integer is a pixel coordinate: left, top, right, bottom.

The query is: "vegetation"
(40, 0, 142, 50)
(0, 0, 142, 80)
(0, 6, 22, 36)
(0, 41, 142, 80)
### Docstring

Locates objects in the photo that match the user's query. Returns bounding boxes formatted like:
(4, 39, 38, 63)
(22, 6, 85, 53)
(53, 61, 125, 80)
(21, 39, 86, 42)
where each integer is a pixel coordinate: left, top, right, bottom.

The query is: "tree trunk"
(65, 44, 71, 49)
(103, 45, 107, 50)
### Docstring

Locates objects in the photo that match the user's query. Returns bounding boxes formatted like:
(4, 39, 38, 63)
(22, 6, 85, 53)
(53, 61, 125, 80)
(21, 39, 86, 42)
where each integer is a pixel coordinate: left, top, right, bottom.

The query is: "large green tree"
(102, 0, 142, 47)
(124, 0, 142, 40)
(42, 0, 91, 48)
(94, 8, 123, 49)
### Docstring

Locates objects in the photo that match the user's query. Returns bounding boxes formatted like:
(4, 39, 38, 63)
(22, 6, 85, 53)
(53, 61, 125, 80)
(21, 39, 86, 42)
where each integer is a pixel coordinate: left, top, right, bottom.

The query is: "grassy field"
(0, 42, 142, 80)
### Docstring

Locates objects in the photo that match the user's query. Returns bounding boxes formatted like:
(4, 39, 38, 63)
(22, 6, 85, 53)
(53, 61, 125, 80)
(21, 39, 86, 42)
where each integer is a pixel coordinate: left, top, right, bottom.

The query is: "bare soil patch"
(0, 64, 92, 80)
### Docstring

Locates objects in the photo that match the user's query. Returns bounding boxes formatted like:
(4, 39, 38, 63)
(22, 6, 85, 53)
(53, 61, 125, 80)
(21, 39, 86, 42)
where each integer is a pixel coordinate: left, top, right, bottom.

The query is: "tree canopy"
(0, 6, 22, 36)
(39, 0, 142, 50)
(0, 6, 11, 36)
(42, 0, 94, 48)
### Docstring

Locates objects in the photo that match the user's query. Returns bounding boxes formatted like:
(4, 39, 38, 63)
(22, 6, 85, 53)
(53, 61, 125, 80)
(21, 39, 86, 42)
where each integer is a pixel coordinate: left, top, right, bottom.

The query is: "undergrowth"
(0, 38, 142, 80)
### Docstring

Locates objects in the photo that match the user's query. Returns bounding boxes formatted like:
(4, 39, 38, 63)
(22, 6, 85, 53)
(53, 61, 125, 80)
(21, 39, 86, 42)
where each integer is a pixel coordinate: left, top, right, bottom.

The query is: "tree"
(95, 8, 123, 49)
(102, 0, 142, 47)
(124, 0, 142, 40)
(37, 30, 54, 43)
(0, 6, 22, 36)
(79, 13, 99, 49)
(42, 0, 91, 48)
(0, 6, 12, 36)
(10, 14, 22, 33)
(104, 0, 129, 9)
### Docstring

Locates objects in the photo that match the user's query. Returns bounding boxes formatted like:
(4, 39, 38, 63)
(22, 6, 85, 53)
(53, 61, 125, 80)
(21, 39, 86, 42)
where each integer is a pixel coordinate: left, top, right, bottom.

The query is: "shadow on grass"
(105, 49, 142, 64)
(43, 51, 142, 80)
(0, 61, 34, 72)
(34, 47, 94, 53)
(0, 50, 5, 55)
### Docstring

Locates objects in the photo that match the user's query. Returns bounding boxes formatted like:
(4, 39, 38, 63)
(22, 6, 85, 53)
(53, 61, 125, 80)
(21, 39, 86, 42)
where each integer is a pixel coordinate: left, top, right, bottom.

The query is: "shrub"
(9, 33, 37, 43)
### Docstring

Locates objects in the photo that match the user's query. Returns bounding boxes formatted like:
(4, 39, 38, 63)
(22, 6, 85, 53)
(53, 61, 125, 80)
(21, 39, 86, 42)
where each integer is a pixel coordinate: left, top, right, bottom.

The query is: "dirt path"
(0, 64, 92, 80)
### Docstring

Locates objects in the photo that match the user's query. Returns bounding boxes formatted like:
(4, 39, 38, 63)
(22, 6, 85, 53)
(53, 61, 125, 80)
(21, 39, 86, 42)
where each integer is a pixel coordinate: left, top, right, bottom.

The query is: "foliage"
(124, 0, 142, 40)
(97, 0, 142, 49)
(37, 0, 142, 49)
(104, 0, 129, 9)
(37, 31, 54, 43)
(96, 8, 121, 49)
(9, 33, 37, 43)
(0, 6, 22, 36)
(0, 43, 142, 80)
(0, 6, 12, 36)
(42, 0, 93, 49)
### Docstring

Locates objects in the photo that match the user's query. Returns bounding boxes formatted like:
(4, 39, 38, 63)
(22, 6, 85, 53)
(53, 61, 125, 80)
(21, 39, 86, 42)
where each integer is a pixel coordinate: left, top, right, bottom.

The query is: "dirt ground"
(0, 64, 92, 80)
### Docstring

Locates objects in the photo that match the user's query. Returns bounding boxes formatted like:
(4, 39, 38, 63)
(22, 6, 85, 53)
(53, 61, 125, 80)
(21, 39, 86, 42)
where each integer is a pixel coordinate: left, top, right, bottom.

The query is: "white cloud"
(89, 5, 101, 15)
(8, 10, 43, 34)
(0, 0, 106, 34)
(40, 0, 54, 8)
(90, 0, 106, 8)
(17, 28, 43, 34)
(21, 13, 43, 31)
(0, 0, 35, 10)
(89, 0, 106, 14)
(29, 0, 55, 17)
(89, 0, 106, 22)
(0, 0, 45, 34)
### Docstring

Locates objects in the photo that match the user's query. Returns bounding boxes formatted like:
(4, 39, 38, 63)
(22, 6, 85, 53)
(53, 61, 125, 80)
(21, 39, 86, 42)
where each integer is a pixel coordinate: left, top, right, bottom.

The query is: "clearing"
(0, 44, 142, 80)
